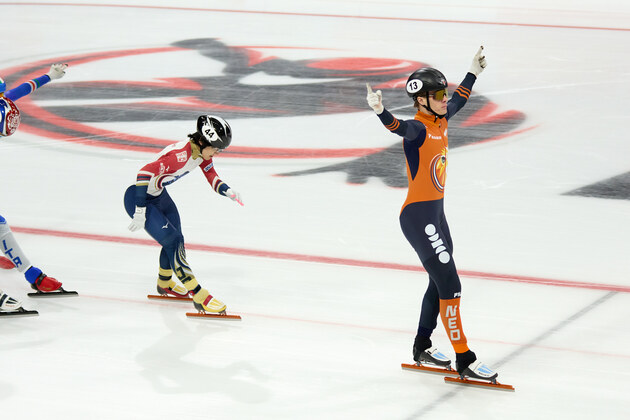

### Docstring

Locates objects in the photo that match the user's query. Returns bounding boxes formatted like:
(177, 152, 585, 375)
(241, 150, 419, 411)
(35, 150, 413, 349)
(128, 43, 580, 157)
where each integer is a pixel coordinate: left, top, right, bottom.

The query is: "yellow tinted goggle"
(430, 89, 448, 100)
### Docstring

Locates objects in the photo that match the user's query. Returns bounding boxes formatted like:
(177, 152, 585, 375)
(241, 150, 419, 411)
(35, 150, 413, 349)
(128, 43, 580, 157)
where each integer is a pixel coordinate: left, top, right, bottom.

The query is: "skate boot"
(156, 279, 191, 298)
(192, 288, 226, 314)
(0, 256, 15, 269)
(443, 351, 512, 390)
(455, 350, 498, 381)
(31, 272, 63, 292)
(462, 360, 498, 382)
(416, 347, 452, 367)
(455, 350, 476, 375)
(28, 272, 77, 297)
(0, 289, 22, 312)
(0, 289, 38, 317)
(413, 336, 452, 368)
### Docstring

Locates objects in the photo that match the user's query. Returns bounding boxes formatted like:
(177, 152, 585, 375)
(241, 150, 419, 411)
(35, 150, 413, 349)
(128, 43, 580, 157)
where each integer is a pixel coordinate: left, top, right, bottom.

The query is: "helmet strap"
(421, 93, 446, 119)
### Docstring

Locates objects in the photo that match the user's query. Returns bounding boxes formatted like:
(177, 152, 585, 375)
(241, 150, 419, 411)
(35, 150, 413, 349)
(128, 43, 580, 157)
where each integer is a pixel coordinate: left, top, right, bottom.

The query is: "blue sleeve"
(376, 108, 426, 145)
(217, 183, 230, 196)
(446, 72, 476, 120)
(134, 185, 148, 207)
(4, 75, 52, 102)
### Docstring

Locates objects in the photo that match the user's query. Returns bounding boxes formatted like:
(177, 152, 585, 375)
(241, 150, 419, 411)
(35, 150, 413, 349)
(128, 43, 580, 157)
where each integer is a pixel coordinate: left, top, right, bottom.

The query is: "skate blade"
(147, 294, 193, 302)
(27, 288, 78, 298)
(444, 376, 515, 392)
(186, 311, 241, 320)
(401, 363, 459, 376)
(0, 308, 39, 317)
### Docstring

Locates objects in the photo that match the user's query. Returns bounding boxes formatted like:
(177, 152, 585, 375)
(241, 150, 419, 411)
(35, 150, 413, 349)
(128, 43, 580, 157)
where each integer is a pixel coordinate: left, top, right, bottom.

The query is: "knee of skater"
(423, 254, 457, 278)
(164, 233, 184, 249)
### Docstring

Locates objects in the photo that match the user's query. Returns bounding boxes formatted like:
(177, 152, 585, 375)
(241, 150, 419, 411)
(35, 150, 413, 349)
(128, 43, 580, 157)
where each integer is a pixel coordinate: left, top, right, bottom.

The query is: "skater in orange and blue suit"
(366, 47, 499, 381)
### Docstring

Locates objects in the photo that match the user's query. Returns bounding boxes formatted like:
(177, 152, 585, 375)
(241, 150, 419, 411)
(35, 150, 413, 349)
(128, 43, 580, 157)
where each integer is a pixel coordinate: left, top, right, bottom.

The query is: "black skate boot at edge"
(455, 350, 477, 375)
(413, 336, 451, 367)
(444, 350, 514, 391)
(402, 336, 457, 375)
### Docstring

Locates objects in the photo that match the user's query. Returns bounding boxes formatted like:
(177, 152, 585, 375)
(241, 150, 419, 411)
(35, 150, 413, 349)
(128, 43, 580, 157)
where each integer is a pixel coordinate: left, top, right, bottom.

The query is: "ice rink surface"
(1, 1, 629, 418)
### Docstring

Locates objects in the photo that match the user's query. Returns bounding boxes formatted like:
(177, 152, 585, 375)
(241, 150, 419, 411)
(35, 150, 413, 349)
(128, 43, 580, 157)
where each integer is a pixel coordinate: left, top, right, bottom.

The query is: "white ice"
(1, 1, 629, 419)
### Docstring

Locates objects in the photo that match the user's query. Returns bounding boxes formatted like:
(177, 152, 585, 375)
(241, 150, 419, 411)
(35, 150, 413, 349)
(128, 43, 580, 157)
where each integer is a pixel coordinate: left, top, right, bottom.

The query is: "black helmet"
(405, 68, 448, 99)
(196, 115, 232, 149)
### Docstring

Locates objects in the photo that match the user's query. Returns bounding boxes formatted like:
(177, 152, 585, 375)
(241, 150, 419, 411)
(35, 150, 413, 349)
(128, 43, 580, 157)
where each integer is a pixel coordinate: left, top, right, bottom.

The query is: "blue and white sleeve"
(4, 75, 52, 102)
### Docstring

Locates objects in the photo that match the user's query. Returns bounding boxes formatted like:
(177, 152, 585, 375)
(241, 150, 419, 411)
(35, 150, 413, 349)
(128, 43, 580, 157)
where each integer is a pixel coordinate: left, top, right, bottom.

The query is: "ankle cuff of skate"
(25, 266, 42, 284)
(192, 288, 209, 304)
(157, 278, 174, 289)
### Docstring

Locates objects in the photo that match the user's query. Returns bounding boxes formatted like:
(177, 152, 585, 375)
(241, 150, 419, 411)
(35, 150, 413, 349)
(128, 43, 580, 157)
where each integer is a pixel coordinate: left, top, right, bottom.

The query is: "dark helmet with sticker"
(196, 115, 232, 149)
(405, 68, 448, 99)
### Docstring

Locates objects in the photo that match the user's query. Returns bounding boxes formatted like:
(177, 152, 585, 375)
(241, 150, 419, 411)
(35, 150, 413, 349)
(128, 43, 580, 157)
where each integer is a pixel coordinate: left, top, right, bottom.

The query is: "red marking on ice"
(11, 226, 630, 293)
(131, 96, 281, 113)
(306, 57, 419, 76)
(372, 77, 408, 90)
(81, 78, 204, 90)
(5, 4, 628, 32)
(237, 48, 278, 66)
(460, 102, 522, 127)
(17, 98, 172, 149)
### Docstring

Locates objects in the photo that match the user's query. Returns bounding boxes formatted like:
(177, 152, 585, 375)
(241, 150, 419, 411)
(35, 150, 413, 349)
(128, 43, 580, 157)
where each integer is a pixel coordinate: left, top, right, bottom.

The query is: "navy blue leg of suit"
(399, 199, 462, 341)
(124, 185, 184, 274)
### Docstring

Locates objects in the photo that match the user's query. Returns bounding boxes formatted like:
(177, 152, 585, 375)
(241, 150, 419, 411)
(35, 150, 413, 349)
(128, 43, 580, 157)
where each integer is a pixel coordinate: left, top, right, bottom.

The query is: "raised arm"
(446, 47, 487, 119)
(4, 64, 67, 102)
(366, 83, 426, 142)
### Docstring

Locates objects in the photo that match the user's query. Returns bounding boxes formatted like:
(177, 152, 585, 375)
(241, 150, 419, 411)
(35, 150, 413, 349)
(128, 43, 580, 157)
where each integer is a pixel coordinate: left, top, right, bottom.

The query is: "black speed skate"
(415, 347, 452, 368)
(455, 350, 498, 381)
(413, 336, 451, 368)
(461, 360, 499, 382)
(445, 351, 513, 391)
(402, 336, 457, 376)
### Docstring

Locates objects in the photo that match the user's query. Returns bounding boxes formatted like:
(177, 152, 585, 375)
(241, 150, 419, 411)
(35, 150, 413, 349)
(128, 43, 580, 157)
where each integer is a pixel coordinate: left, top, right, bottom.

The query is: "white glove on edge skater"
(226, 188, 243, 206)
(366, 83, 384, 114)
(47, 63, 68, 80)
(128, 206, 146, 232)
(469, 46, 487, 77)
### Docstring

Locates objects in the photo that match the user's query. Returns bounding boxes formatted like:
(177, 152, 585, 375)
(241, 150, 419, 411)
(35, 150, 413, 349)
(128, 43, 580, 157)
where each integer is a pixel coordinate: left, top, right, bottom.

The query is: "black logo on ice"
(4, 38, 528, 188)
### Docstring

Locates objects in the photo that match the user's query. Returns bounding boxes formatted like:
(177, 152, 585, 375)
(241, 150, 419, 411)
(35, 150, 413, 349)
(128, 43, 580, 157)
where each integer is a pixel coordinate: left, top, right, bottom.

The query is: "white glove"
(469, 46, 487, 77)
(225, 188, 243, 206)
(47, 63, 68, 80)
(128, 206, 146, 232)
(366, 83, 384, 114)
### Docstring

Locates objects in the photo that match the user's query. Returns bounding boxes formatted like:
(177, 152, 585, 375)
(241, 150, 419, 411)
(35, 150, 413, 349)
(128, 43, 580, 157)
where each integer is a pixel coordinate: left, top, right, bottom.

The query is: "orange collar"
(414, 110, 443, 126)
